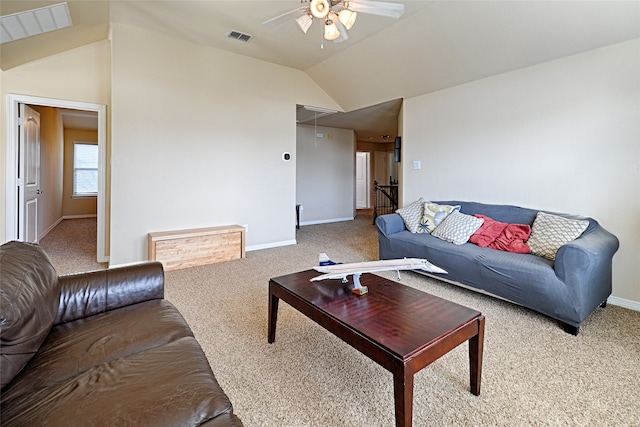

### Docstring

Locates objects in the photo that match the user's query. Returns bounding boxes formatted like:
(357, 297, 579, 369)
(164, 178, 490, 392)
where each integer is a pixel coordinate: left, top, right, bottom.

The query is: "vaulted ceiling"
(2, 1, 639, 141)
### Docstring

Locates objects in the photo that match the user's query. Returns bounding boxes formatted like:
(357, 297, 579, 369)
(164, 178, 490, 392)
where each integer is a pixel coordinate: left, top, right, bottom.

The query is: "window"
(73, 142, 98, 196)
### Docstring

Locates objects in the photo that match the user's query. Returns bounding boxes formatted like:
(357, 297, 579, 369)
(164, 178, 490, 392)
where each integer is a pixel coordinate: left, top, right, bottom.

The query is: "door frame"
(5, 93, 108, 263)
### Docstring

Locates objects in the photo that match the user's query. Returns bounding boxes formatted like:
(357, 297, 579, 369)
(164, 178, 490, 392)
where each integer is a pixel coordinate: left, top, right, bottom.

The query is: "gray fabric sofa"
(376, 201, 619, 334)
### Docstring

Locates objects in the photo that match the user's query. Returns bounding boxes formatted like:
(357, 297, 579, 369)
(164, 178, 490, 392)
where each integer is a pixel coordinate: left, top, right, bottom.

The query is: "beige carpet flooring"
(41, 216, 640, 426)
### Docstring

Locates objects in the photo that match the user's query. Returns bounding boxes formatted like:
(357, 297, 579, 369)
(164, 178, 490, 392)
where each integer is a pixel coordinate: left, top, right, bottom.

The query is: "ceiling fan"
(263, 0, 405, 43)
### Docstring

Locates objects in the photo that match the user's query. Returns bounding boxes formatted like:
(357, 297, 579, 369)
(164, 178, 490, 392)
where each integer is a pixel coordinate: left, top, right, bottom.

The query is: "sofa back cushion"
(0, 241, 59, 389)
(435, 201, 539, 225)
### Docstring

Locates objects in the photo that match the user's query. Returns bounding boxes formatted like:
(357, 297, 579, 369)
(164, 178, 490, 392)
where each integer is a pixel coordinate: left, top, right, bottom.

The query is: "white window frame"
(73, 141, 99, 197)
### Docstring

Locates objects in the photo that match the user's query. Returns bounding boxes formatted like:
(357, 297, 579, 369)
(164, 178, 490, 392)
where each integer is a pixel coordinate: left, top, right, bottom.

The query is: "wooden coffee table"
(268, 269, 485, 427)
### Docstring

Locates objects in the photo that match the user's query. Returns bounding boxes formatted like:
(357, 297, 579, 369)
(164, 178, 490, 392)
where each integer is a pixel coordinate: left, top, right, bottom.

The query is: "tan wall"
(402, 39, 640, 304)
(63, 129, 98, 217)
(30, 106, 64, 238)
(0, 40, 111, 244)
(296, 125, 355, 223)
(108, 24, 341, 264)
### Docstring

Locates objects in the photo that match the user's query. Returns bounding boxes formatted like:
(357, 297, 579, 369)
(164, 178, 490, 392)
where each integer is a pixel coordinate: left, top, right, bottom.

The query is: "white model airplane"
(311, 253, 447, 295)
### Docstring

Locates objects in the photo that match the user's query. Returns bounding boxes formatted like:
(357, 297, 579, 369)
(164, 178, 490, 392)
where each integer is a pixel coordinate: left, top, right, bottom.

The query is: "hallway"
(39, 218, 106, 275)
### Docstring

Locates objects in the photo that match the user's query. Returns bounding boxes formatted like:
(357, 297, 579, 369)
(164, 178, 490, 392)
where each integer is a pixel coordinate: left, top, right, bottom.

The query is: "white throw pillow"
(419, 202, 461, 233)
(396, 198, 424, 233)
(527, 212, 589, 260)
(432, 210, 485, 245)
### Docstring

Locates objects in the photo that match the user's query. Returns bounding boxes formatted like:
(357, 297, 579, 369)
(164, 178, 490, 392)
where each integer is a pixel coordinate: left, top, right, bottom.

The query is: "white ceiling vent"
(0, 2, 72, 44)
(227, 30, 252, 43)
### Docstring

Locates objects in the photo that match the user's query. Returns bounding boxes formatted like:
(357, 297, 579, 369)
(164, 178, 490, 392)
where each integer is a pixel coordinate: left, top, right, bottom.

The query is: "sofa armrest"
(54, 262, 165, 325)
(375, 213, 407, 236)
(554, 224, 619, 287)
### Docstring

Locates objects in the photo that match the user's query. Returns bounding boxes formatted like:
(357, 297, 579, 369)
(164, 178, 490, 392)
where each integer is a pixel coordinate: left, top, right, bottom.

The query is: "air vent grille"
(227, 30, 252, 43)
(1, 2, 72, 44)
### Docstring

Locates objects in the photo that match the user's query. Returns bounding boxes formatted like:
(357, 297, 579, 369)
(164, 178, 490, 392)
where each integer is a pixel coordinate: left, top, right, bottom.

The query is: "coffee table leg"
(268, 289, 279, 343)
(393, 367, 414, 427)
(469, 315, 485, 396)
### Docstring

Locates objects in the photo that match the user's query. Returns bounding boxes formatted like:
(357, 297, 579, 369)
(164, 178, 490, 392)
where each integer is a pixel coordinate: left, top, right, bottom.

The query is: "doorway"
(356, 152, 370, 209)
(5, 94, 108, 263)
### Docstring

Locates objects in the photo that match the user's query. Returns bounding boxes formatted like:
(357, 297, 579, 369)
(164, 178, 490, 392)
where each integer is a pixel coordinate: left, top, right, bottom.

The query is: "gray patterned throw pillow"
(431, 210, 484, 245)
(527, 212, 589, 260)
(396, 198, 424, 233)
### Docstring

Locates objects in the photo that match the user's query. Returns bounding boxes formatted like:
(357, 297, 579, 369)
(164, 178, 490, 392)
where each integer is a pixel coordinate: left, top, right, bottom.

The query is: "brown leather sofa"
(0, 241, 243, 426)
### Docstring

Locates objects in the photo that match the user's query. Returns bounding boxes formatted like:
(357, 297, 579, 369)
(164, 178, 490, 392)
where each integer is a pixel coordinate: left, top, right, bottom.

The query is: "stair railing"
(373, 180, 399, 224)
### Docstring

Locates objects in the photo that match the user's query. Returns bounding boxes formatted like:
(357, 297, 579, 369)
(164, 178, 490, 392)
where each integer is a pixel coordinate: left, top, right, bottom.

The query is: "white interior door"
(374, 151, 389, 185)
(19, 104, 41, 243)
(356, 152, 370, 208)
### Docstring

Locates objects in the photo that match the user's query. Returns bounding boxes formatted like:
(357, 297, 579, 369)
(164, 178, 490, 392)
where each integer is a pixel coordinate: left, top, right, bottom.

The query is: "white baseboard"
(246, 239, 297, 252)
(300, 217, 354, 226)
(608, 296, 640, 312)
(38, 217, 64, 241)
(38, 215, 97, 241)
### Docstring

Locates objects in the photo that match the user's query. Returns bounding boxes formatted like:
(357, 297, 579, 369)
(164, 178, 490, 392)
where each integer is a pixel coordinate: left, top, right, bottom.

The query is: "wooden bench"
(148, 225, 245, 271)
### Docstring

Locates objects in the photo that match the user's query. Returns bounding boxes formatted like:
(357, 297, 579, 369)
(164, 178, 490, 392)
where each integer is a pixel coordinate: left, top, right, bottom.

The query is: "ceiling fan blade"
(348, 0, 405, 19)
(262, 7, 307, 27)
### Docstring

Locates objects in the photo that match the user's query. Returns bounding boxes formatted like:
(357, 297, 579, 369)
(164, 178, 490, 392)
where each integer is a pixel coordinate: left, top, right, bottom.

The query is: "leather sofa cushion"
(1, 299, 235, 425)
(0, 242, 59, 388)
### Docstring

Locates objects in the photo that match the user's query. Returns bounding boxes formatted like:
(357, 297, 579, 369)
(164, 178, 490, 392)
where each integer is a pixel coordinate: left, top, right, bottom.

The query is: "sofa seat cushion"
(0, 336, 233, 426)
(0, 242, 59, 388)
(1, 299, 234, 426)
(200, 413, 246, 426)
(384, 230, 569, 317)
(1, 299, 192, 391)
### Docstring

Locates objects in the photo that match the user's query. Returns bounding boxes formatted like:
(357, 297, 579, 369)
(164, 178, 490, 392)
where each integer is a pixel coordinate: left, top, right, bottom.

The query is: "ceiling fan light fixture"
(338, 9, 357, 30)
(323, 19, 341, 41)
(310, 0, 330, 19)
(295, 13, 313, 33)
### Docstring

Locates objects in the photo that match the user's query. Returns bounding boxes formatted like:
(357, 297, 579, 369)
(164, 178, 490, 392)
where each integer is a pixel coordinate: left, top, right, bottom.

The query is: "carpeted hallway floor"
(41, 216, 640, 426)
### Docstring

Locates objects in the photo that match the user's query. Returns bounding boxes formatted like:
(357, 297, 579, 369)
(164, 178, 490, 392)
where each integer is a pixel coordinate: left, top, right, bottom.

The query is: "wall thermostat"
(283, 152, 291, 161)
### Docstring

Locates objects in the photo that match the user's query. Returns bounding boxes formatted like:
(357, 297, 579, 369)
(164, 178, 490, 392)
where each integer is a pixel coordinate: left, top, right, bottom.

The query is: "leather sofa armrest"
(375, 213, 407, 237)
(54, 262, 165, 325)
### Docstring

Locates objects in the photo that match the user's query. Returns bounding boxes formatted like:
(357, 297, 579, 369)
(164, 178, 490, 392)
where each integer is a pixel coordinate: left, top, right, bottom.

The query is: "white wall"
(296, 124, 355, 224)
(402, 39, 640, 304)
(109, 24, 341, 264)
